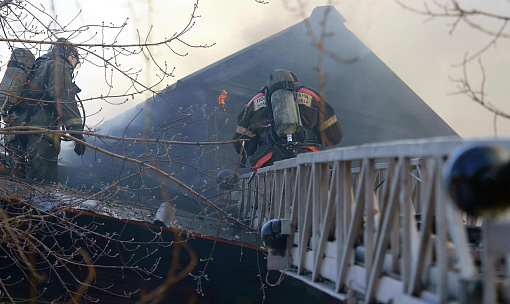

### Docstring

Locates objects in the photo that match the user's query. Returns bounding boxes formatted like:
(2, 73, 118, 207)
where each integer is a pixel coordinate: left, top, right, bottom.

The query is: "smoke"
(19, 0, 510, 137)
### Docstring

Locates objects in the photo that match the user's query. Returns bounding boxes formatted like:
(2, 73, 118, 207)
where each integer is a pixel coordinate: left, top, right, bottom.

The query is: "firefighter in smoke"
(233, 69, 342, 169)
(3, 38, 86, 182)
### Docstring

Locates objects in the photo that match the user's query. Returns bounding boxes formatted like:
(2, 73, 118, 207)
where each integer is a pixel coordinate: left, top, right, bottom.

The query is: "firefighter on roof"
(4, 38, 86, 182)
(233, 69, 342, 169)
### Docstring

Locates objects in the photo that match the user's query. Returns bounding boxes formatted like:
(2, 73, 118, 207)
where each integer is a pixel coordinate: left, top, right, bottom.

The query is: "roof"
(94, 5, 456, 145)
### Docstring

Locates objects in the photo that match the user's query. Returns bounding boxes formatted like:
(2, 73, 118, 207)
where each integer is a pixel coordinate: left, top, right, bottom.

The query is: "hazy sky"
(19, 0, 510, 137)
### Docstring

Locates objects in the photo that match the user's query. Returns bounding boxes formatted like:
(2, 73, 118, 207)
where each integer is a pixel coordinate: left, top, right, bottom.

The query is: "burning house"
(60, 5, 457, 211)
(1, 5, 466, 303)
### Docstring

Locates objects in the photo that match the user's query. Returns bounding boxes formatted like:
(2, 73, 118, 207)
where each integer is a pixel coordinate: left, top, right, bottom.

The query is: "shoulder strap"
(268, 80, 294, 98)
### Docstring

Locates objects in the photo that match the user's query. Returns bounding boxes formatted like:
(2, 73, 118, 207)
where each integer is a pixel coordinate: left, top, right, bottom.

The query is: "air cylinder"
(0, 48, 35, 111)
(267, 69, 301, 136)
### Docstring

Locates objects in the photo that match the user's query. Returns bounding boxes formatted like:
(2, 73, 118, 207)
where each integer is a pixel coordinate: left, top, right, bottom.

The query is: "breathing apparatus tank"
(0, 48, 35, 113)
(266, 69, 302, 155)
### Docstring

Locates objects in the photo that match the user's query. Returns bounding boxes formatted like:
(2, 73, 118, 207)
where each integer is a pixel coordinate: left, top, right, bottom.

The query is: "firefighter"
(5, 38, 86, 182)
(233, 69, 342, 170)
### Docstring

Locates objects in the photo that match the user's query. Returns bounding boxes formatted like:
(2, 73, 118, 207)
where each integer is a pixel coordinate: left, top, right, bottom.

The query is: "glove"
(73, 134, 86, 156)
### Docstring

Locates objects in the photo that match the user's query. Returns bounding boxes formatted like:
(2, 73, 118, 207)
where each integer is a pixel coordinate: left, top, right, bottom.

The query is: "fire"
(218, 90, 227, 111)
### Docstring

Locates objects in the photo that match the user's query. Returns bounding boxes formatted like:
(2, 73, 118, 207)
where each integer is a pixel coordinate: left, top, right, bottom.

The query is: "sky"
(7, 0, 510, 138)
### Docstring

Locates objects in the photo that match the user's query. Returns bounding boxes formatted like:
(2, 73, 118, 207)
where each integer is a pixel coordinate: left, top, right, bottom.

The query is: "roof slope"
(97, 5, 456, 147)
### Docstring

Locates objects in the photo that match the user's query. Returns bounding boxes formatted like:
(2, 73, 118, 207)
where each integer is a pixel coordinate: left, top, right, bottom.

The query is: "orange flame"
(218, 90, 227, 111)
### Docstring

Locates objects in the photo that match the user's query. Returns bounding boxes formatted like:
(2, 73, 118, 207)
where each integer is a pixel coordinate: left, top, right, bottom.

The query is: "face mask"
(69, 54, 81, 69)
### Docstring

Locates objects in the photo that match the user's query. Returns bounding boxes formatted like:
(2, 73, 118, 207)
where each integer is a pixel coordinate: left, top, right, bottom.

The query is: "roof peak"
(309, 6, 346, 24)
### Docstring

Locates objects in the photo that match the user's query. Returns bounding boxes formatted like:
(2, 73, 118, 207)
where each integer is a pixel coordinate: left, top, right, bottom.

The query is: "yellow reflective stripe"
(29, 125, 53, 139)
(319, 115, 338, 132)
(64, 117, 83, 128)
(236, 125, 254, 137)
(5, 130, 55, 141)
(25, 125, 57, 140)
